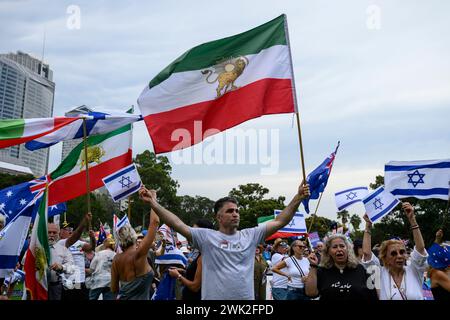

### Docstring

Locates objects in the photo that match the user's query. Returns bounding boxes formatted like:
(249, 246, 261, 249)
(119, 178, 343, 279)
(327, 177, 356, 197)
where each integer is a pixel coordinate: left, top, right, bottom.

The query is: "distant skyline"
(1, 1, 449, 226)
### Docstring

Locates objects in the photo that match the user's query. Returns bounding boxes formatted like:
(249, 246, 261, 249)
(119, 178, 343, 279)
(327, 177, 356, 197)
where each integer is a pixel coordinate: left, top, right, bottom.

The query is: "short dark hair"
(214, 197, 238, 215)
(195, 219, 214, 229)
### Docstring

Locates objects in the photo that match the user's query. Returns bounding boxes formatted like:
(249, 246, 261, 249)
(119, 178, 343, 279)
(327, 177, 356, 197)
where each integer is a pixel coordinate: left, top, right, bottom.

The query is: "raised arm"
(64, 212, 92, 248)
(110, 259, 119, 294)
(265, 183, 310, 238)
(403, 202, 426, 255)
(139, 186, 192, 242)
(136, 205, 161, 259)
(362, 213, 373, 261)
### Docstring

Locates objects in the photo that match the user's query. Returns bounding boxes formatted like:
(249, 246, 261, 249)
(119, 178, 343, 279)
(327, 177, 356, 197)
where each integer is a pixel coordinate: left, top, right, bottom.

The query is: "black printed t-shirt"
(317, 264, 378, 301)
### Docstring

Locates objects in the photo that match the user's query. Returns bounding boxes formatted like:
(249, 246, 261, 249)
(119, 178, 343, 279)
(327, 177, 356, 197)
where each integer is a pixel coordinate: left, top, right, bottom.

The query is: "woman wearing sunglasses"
(361, 202, 428, 300)
(272, 240, 310, 300)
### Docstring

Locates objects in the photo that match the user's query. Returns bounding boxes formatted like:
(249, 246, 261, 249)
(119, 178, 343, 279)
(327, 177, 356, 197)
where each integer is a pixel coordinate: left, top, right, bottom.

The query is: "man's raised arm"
(139, 186, 192, 242)
(265, 183, 310, 238)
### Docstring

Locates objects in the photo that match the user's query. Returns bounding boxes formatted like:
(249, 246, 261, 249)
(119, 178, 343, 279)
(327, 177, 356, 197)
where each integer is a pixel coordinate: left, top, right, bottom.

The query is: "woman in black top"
(427, 230, 450, 300)
(304, 234, 378, 301)
(168, 219, 214, 300)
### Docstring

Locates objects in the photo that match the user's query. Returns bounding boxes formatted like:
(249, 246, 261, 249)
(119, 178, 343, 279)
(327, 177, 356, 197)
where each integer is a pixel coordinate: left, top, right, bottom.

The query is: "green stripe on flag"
(0, 119, 25, 139)
(149, 15, 287, 88)
(50, 124, 131, 180)
(37, 191, 50, 265)
(257, 215, 275, 225)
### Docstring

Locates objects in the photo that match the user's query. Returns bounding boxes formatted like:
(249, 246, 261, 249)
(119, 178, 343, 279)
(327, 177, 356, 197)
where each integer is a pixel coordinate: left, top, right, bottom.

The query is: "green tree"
(228, 183, 285, 229)
(66, 193, 108, 228)
(350, 214, 362, 231)
(337, 209, 350, 229)
(129, 150, 180, 228)
(0, 173, 34, 190)
(305, 215, 334, 239)
(178, 195, 216, 227)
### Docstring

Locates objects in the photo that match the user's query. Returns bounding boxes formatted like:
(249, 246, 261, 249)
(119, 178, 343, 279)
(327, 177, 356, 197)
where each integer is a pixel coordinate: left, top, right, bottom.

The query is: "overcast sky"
(1, 0, 449, 226)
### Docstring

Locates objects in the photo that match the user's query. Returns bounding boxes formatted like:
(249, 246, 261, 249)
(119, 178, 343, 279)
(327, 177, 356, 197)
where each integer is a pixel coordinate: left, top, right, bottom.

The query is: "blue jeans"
(271, 287, 288, 300)
(89, 287, 115, 300)
(286, 286, 309, 300)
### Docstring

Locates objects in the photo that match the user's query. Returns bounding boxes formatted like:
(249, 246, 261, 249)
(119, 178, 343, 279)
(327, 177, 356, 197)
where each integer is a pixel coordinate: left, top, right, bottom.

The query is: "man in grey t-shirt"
(138, 183, 310, 300)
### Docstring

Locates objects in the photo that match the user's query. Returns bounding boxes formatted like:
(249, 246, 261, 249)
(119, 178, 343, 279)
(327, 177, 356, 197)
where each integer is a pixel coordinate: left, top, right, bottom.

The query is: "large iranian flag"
(0, 117, 79, 149)
(46, 124, 132, 205)
(24, 190, 49, 300)
(137, 14, 295, 153)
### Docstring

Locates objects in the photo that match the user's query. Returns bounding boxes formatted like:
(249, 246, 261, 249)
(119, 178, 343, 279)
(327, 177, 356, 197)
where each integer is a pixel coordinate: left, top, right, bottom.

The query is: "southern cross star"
(6, 191, 12, 197)
(407, 170, 425, 188)
(19, 198, 27, 206)
(119, 176, 133, 189)
(373, 198, 383, 210)
(346, 192, 357, 200)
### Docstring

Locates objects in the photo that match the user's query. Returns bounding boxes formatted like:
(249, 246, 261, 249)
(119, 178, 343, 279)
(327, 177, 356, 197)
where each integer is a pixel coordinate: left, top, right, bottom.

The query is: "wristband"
(410, 225, 419, 230)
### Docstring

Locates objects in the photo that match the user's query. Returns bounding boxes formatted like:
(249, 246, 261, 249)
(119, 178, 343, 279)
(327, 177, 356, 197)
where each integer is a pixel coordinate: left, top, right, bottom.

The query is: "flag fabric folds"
(97, 224, 107, 246)
(308, 232, 321, 248)
(302, 143, 339, 213)
(46, 123, 132, 206)
(0, 117, 79, 149)
(275, 209, 307, 233)
(363, 186, 400, 223)
(24, 189, 50, 300)
(137, 14, 295, 154)
(334, 186, 369, 211)
(385, 159, 450, 200)
(102, 163, 142, 202)
(0, 192, 42, 277)
(25, 111, 142, 151)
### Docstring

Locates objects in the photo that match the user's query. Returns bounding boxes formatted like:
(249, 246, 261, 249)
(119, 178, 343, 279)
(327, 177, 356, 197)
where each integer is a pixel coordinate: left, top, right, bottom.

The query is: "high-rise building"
(0, 51, 55, 177)
(61, 105, 92, 161)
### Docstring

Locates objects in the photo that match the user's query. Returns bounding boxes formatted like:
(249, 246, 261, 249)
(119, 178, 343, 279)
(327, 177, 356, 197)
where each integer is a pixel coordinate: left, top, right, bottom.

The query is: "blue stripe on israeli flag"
(363, 186, 400, 223)
(335, 187, 368, 196)
(116, 215, 129, 229)
(337, 200, 360, 211)
(274, 210, 307, 233)
(363, 187, 385, 204)
(370, 199, 400, 222)
(385, 161, 450, 171)
(102, 163, 142, 202)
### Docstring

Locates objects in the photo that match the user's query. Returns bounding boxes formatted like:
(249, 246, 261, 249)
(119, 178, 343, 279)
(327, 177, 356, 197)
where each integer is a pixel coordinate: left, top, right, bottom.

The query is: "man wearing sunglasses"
(361, 202, 428, 300)
(139, 183, 310, 300)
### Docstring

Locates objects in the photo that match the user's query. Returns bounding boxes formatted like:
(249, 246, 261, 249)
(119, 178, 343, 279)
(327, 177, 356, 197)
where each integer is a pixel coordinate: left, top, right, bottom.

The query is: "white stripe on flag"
(274, 209, 307, 233)
(334, 186, 369, 211)
(363, 186, 400, 223)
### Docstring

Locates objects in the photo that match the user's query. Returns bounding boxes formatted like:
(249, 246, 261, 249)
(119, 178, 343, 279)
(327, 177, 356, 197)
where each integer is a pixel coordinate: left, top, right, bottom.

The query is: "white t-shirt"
(271, 253, 288, 289)
(190, 225, 266, 300)
(284, 256, 310, 288)
(58, 239, 87, 283)
(361, 246, 428, 300)
(89, 249, 116, 289)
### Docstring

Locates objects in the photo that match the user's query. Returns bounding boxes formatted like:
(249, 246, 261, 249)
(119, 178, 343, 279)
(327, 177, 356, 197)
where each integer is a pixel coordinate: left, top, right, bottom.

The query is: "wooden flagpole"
(82, 118, 92, 231)
(127, 196, 132, 221)
(283, 14, 307, 183)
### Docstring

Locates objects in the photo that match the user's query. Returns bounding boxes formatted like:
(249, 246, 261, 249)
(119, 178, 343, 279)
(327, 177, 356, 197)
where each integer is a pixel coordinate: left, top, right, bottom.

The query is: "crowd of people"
(0, 184, 448, 301)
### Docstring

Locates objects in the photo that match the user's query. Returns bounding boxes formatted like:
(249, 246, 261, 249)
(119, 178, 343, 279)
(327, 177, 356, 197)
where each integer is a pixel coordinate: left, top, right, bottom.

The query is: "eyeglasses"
(390, 249, 406, 257)
(225, 208, 239, 213)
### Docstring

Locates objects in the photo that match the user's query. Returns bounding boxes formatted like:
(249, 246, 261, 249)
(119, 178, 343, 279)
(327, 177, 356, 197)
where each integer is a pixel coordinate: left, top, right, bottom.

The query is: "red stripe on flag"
(143, 78, 295, 154)
(48, 150, 132, 205)
(24, 249, 48, 300)
(0, 117, 80, 148)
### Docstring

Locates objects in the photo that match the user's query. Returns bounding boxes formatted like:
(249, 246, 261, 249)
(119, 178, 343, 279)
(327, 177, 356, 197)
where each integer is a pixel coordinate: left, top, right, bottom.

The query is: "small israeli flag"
(275, 209, 307, 233)
(102, 163, 142, 202)
(334, 186, 369, 211)
(363, 186, 400, 223)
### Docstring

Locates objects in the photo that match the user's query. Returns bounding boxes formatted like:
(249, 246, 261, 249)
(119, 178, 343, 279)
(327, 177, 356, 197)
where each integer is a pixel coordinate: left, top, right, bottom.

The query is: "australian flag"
(97, 223, 107, 245)
(302, 142, 340, 213)
(0, 177, 66, 226)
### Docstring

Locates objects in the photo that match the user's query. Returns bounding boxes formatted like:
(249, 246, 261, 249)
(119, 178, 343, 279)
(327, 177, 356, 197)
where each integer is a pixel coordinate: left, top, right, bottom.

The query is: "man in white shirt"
(58, 212, 95, 300)
(47, 223, 75, 300)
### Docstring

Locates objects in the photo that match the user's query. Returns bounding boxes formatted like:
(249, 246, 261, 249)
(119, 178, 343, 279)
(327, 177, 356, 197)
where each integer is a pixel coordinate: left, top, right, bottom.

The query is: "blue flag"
(0, 177, 66, 226)
(302, 142, 340, 213)
(97, 224, 107, 245)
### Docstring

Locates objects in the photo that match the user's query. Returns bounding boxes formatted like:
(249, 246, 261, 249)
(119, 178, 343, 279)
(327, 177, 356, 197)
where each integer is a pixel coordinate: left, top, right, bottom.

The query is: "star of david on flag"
(302, 142, 340, 213)
(334, 186, 369, 211)
(362, 186, 400, 223)
(102, 163, 142, 202)
(274, 209, 307, 233)
(385, 159, 450, 200)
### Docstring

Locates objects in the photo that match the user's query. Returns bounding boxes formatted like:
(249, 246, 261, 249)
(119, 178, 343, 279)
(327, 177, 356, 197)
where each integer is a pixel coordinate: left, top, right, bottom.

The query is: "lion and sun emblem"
(201, 56, 249, 98)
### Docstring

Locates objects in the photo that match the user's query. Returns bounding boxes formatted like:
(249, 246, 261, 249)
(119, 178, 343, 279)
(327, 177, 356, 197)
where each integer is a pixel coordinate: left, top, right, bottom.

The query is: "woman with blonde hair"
(111, 191, 160, 300)
(361, 202, 428, 300)
(304, 234, 377, 300)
